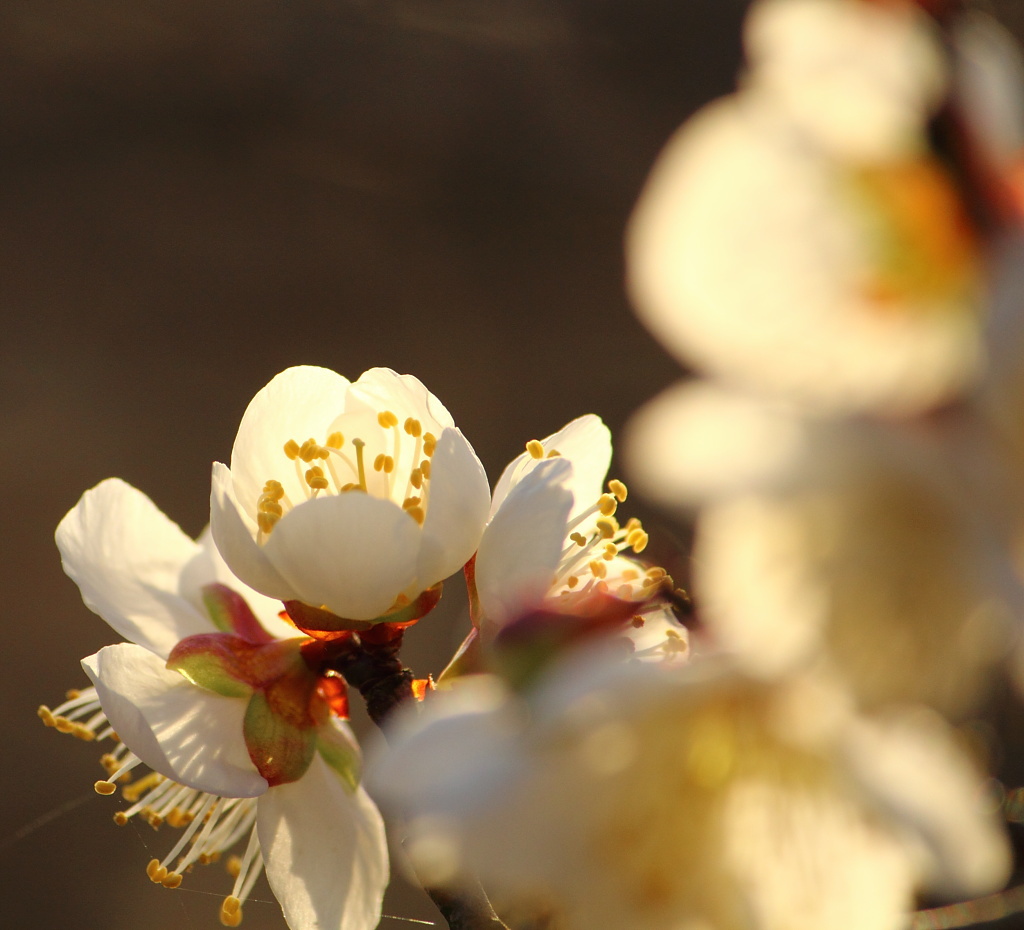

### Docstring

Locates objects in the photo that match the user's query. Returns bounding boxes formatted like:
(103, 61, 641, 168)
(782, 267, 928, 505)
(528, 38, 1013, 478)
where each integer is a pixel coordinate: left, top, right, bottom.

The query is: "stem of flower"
(327, 625, 510, 930)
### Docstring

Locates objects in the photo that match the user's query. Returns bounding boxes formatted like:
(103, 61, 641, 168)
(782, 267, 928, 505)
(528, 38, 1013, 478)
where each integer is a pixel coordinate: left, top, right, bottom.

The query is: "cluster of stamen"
(520, 443, 682, 632)
(256, 411, 437, 540)
(40, 686, 264, 926)
(37, 688, 114, 742)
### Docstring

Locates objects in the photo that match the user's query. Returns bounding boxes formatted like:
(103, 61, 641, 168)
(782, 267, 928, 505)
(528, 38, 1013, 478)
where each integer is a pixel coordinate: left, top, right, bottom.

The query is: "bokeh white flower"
(374, 650, 1010, 930)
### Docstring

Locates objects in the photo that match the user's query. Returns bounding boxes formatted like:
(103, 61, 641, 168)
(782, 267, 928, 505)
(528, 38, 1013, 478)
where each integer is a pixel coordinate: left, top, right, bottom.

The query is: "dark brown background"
(3, 2, 1021, 929)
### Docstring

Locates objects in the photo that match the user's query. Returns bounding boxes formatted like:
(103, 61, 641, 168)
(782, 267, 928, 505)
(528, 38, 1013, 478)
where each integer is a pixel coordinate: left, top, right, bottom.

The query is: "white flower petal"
(229, 366, 352, 513)
(842, 709, 1012, 898)
(180, 526, 297, 640)
(490, 415, 611, 518)
(625, 382, 807, 508)
(347, 367, 456, 434)
(56, 478, 212, 659)
(476, 458, 574, 627)
(258, 753, 388, 930)
(82, 644, 268, 798)
(417, 428, 491, 588)
(211, 462, 300, 603)
(745, 0, 947, 160)
(263, 492, 420, 620)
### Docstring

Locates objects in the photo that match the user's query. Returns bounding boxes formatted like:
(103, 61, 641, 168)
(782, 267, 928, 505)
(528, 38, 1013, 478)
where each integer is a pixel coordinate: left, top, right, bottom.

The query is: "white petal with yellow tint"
(57, 478, 213, 659)
(490, 415, 610, 519)
(625, 381, 806, 508)
(229, 366, 352, 513)
(475, 458, 574, 627)
(745, 0, 946, 160)
(842, 707, 1012, 898)
(258, 753, 388, 930)
(211, 462, 300, 603)
(627, 96, 981, 416)
(263, 491, 420, 620)
(347, 367, 455, 435)
(82, 644, 268, 798)
(417, 427, 491, 588)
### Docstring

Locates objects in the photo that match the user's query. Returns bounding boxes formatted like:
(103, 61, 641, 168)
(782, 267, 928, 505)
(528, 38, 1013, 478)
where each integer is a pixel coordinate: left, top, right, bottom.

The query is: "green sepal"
(167, 647, 253, 699)
(317, 732, 361, 794)
(243, 690, 318, 787)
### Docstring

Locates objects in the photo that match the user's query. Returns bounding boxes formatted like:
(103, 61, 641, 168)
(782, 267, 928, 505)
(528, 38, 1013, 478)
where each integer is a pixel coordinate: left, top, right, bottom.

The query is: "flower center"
(256, 410, 437, 540)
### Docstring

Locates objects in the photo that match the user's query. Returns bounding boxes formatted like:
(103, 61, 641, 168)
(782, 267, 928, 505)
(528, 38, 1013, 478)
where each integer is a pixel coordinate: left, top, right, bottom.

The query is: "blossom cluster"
(38, 3, 1024, 930)
(40, 366, 682, 929)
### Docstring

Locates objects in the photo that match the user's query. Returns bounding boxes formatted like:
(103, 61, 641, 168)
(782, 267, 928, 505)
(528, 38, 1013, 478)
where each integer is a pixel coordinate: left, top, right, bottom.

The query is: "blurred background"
(3, 1, 1022, 928)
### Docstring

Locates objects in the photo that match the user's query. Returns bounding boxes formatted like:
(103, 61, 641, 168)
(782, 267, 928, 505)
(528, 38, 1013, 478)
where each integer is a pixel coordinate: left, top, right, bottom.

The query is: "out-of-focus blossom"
(627, 0, 984, 415)
(628, 384, 1017, 715)
(373, 650, 1010, 930)
(471, 415, 686, 662)
(211, 365, 490, 622)
(42, 478, 388, 930)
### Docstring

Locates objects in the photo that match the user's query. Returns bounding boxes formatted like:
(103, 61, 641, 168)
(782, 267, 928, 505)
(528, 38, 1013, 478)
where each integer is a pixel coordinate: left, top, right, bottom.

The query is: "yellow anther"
(423, 433, 437, 456)
(410, 468, 423, 489)
(220, 899, 243, 927)
(383, 455, 395, 473)
(378, 410, 399, 428)
(589, 560, 608, 580)
(37, 705, 56, 727)
(420, 459, 431, 479)
(148, 814, 164, 829)
(147, 859, 168, 884)
(628, 530, 649, 553)
(603, 543, 618, 560)
(99, 753, 117, 773)
(403, 496, 422, 510)
(404, 417, 422, 437)
(257, 512, 280, 536)
(226, 856, 243, 879)
(74, 723, 97, 741)
(199, 851, 222, 865)
(166, 808, 189, 828)
(618, 583, 635, 600)
(263, 480, 285, 500)
(65, 688, 81, 700)
(622, 568, 639, 581)
(596, 517, 618, 539)
(624, 517, 642, 533)
(113, 811, 129, 826)
(162, 872, 183, 889)
(547, 449, 561, 458)
(258, 497, 283, 516)
(317, 446, 331, 460)
(283, 439, 301, 460)
(94, 780, 117, 796)
(570, 532, 587, 547)
(305, 467, 329, 490)
(341, 482, 359, 492)
(597, 494, 617, 516)
(645, 567, 667, 580)
(405, 505, 425, 525)
(123, 772, 163, 803)
(596, 580, 609, 594)
(373, 453, 386, 472)
(299, 438, 320, 463)
(54, 716, 73, 734)
(631, 615, 645, 628)
(526, 440, 545, 460)
(608, 479, 628, 502)
(566, 575, 579, 589)
(326, 431, 344, 449)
